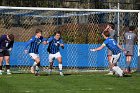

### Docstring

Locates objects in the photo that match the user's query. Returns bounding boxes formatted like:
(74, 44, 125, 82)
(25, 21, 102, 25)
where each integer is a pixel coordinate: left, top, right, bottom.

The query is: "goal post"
(0, 6, 139, 73)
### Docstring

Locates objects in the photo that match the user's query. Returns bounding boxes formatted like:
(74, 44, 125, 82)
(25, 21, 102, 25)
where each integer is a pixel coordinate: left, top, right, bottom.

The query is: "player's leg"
(125, 47, 133, 73)
(4, 56, 11, 74)
(107, 49, 113, 75)
(48, 54, 54, 75)
(4, 50, 11, 74)
(29, 53, 40, 76)
(34, 57, 40, 76)
(0, 56, 3, 75)
(56, 52, 63, 76)
(126, 55, 132, 73)
(112, 53, 124, 77)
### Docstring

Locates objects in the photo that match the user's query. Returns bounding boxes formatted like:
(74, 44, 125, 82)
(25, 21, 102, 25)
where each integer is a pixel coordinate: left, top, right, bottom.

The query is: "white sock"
(7, 69, 10, 73)
(32, 62, 37, 67)
(36, 66, 39, 71)
(0, 70, 2, 73)
(59, 64, 62, 72)
(112, 66, 123, 76)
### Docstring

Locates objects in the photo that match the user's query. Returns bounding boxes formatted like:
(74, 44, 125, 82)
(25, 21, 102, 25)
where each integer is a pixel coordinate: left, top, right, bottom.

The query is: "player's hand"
(24, 50, 28, 54)
(90, 49, 96, 52)
(60, 44, 64, 49)
(0, 49, 3, 52)
(8, 48, 12, 52)
(60, 44, 64, 47)
(123, 49, 127, 54)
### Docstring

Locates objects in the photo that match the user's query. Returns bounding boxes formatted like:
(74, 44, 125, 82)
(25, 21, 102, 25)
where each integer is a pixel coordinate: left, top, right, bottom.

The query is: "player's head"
(108, 22, 115, 30)
(35, 29, 42, 38)
(8, 34, 14, 41)
(129, 26, 135, 31)
(54, 31, 61, 40)
(102, 31, 110, 39)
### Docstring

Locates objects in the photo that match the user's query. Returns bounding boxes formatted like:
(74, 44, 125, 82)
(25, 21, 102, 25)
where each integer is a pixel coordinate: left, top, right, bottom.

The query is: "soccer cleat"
(0, 72, 2, 75)
(48, 69, 52, 75)
(106, 72, 113, 75)
(60, 72, 64, 76)
(7, 72, 12, 75)
(35, 72, 40, 76)
(31, 67, 35, 74)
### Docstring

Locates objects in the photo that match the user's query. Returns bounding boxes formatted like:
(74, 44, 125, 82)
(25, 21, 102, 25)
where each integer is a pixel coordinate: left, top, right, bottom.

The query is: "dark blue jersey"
(25, 36, 46, 54)
(0, 35, 14, 50)
(103, 38, 121, 55)
(47, 36, 64, 54)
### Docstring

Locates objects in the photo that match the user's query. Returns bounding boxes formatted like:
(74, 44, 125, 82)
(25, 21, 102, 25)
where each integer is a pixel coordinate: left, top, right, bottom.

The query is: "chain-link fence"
(0, 8, 138, 73)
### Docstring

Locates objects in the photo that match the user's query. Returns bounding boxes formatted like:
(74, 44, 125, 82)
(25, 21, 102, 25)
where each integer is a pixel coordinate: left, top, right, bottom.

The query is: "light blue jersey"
(103, 38, 121, 55)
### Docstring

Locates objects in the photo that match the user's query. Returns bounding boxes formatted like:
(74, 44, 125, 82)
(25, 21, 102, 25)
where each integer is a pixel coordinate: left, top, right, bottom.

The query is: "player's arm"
(59, 39, 64, 49)
(24, 37, 35, 53)
(90, 44, 105, 52)
(7, 40, 14, 51)
(104, 25, 110, 32)
(0, 37, 3, 52)
(117, 45, 124, 50)
(46, 36, 53, 44)
(134, 34, 137, 43)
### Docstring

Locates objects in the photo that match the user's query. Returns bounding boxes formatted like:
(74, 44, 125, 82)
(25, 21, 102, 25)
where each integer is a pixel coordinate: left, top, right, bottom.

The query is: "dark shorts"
(0, 50, 10, 57)
(125, 45, 134, 56)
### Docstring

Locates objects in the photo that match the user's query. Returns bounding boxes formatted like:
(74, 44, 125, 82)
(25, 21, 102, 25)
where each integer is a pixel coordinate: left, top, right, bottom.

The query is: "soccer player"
(103, 22, 117, 75)
(24, 29, 47, 76)
(124, 26, 136, 73)
(90, 31, 124, 77)
(0, 34, 14, 75)
(47, 31, 64, 76)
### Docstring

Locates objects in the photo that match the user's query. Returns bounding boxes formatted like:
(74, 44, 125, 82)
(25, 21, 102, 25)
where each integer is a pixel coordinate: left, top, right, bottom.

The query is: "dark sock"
(37, 63, 40, 66)
(6, 65, 10, 70)
(0, 66, 2, 70)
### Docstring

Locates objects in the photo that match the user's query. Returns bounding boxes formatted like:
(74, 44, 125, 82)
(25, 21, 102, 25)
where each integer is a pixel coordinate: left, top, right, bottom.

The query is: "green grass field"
(0, 73, 140, 93)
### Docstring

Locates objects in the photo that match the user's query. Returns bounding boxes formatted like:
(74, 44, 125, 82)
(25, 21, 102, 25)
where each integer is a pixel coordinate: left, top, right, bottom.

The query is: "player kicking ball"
(47, 31, 64, 76)
(24, 29, 47, 76)
(90, 31, 125, 77)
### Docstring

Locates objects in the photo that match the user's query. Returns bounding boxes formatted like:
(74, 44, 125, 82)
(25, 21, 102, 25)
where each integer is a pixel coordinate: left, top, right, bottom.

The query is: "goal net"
(0, 6, 139, 73)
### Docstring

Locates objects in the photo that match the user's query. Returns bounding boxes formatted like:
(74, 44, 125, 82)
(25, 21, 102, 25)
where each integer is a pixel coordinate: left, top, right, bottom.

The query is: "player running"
(103, 22, 117, 75)
(124, 26, 137, 73)
(0, 34, 14, 75)
(47, 31, 64, 76)
(24, 29, 47, 76)
(90, 31, 125, 77)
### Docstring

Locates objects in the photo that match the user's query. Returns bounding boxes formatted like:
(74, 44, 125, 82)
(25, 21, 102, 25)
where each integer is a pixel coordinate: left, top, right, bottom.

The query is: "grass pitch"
(0, 72, 140, 93)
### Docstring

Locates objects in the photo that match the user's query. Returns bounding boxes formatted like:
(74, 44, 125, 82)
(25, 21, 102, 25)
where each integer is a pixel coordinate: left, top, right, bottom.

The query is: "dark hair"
(103, 31, 110, 37)
(129, 26, 135, 31)
(54, 31, 61, 35)
(8, 34, 14, 41)
(36, 29, 42, 34)
(108, 22, 115, 29)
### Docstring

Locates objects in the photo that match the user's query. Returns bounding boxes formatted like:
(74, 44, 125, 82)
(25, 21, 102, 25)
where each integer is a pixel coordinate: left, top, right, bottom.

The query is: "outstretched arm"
(90, 44, 105, 52)
(117, 44, 125, 52)
(25, 37, 34, 50)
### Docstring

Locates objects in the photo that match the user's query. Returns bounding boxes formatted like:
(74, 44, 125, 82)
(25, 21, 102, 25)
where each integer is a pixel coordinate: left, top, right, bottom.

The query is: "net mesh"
(0, 8, 138, 73)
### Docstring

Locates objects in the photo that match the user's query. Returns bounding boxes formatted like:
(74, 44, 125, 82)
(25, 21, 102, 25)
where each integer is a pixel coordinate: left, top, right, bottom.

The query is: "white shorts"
(49, 52, 62, 62)
(29, 53, 39, 60)
(110, 53, 121, 64)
